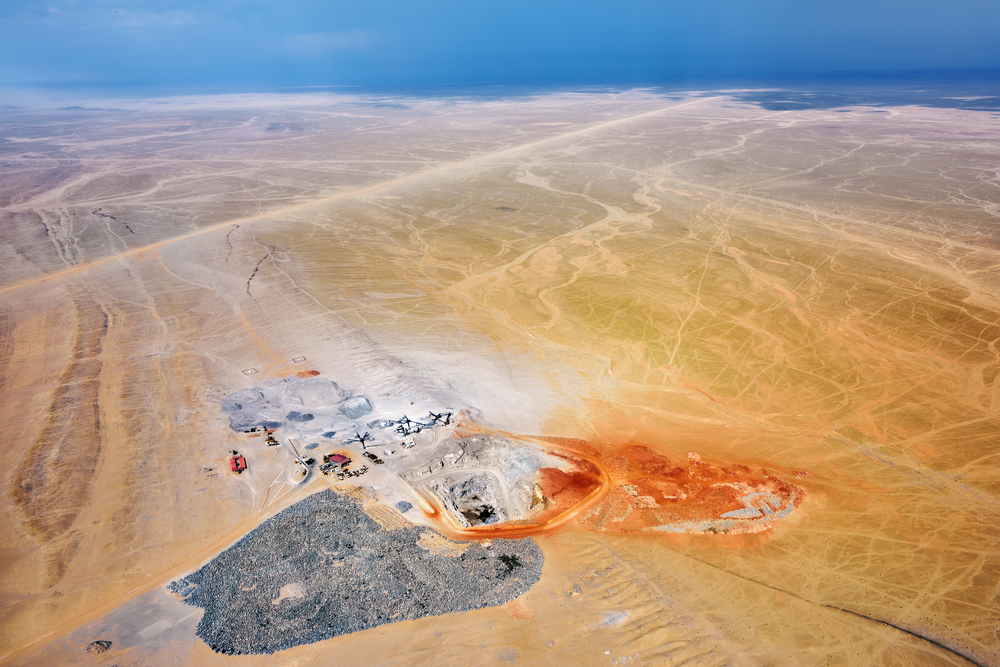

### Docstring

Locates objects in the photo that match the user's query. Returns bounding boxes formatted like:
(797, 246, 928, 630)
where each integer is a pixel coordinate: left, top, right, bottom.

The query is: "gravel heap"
(86, 640, 112, 655)
(220, 377, 355, 433)
(170, 490, 543, 655)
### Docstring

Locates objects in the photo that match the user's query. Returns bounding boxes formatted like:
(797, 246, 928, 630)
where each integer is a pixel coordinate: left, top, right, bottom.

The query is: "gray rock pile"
(220, 377, 354, 433)
(170, 490, 543, 655)
(338, 396, 372, 419)
(86, 640, 112, 654)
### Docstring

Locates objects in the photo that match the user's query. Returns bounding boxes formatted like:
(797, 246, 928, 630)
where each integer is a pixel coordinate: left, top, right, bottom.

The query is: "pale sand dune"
(1, 92, 998, 666)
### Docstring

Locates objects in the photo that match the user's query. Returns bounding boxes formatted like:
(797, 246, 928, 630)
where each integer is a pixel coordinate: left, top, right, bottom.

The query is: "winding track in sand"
(0, 98, 715, 298)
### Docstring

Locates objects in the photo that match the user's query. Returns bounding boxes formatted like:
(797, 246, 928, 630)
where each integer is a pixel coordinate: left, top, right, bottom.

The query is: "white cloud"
(108, 9, 196, 28)
(19, 5, 199, 30)
(284, 30, 375, 59)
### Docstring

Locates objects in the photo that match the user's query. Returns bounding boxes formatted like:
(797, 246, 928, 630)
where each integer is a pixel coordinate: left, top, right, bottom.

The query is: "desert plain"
(0, 88, 998, 666)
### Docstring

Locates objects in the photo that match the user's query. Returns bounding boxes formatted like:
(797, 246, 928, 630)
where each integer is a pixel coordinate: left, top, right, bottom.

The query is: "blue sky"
(2, 0, 998, 91)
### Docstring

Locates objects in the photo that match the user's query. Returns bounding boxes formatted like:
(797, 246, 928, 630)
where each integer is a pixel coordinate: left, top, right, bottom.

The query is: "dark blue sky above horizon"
(2, 0, 999, 91)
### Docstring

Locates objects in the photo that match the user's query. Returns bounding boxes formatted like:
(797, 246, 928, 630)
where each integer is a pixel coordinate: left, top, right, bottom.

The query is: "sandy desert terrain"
(0, 89, 998, 666)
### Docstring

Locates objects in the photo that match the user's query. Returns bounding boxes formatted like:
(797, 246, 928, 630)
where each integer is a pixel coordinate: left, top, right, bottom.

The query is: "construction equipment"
(428, 411, 452, 426)
(395, 416, 421, 436)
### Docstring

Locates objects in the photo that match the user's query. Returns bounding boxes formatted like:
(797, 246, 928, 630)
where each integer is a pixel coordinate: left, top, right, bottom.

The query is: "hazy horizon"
(3, 72, 999, 116)
(3, 0, 999, 93)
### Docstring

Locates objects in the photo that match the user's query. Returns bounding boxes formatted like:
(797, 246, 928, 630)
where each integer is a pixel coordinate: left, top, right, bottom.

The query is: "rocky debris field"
(409, 434, 577, 526)
(428, 472, 506, 526)
(85, 640, 112, 654)
(221, 377, 371, 435)
(169, 490, 543, 655)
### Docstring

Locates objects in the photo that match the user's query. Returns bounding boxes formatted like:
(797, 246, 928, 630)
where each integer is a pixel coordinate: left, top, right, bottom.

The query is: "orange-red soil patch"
(534, 457, 602, 523)
(536, 436, 602, 458)
(296, 370, 321, 377)
(580, 446, 803, 534)
(503, 597, 533, 620)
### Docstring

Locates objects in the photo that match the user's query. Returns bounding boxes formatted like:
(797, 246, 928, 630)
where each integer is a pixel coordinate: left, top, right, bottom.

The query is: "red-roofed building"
(230, 455, 247, 473)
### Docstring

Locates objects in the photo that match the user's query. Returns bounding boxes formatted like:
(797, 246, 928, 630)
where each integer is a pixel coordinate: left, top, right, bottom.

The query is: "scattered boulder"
(86, 640, 112, 654)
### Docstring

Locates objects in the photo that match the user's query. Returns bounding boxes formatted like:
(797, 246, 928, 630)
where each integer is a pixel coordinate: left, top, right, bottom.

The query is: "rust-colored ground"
(527, 437, 803, 536)
(535, 464, 602, 521)
(580, 447, 802, 534)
